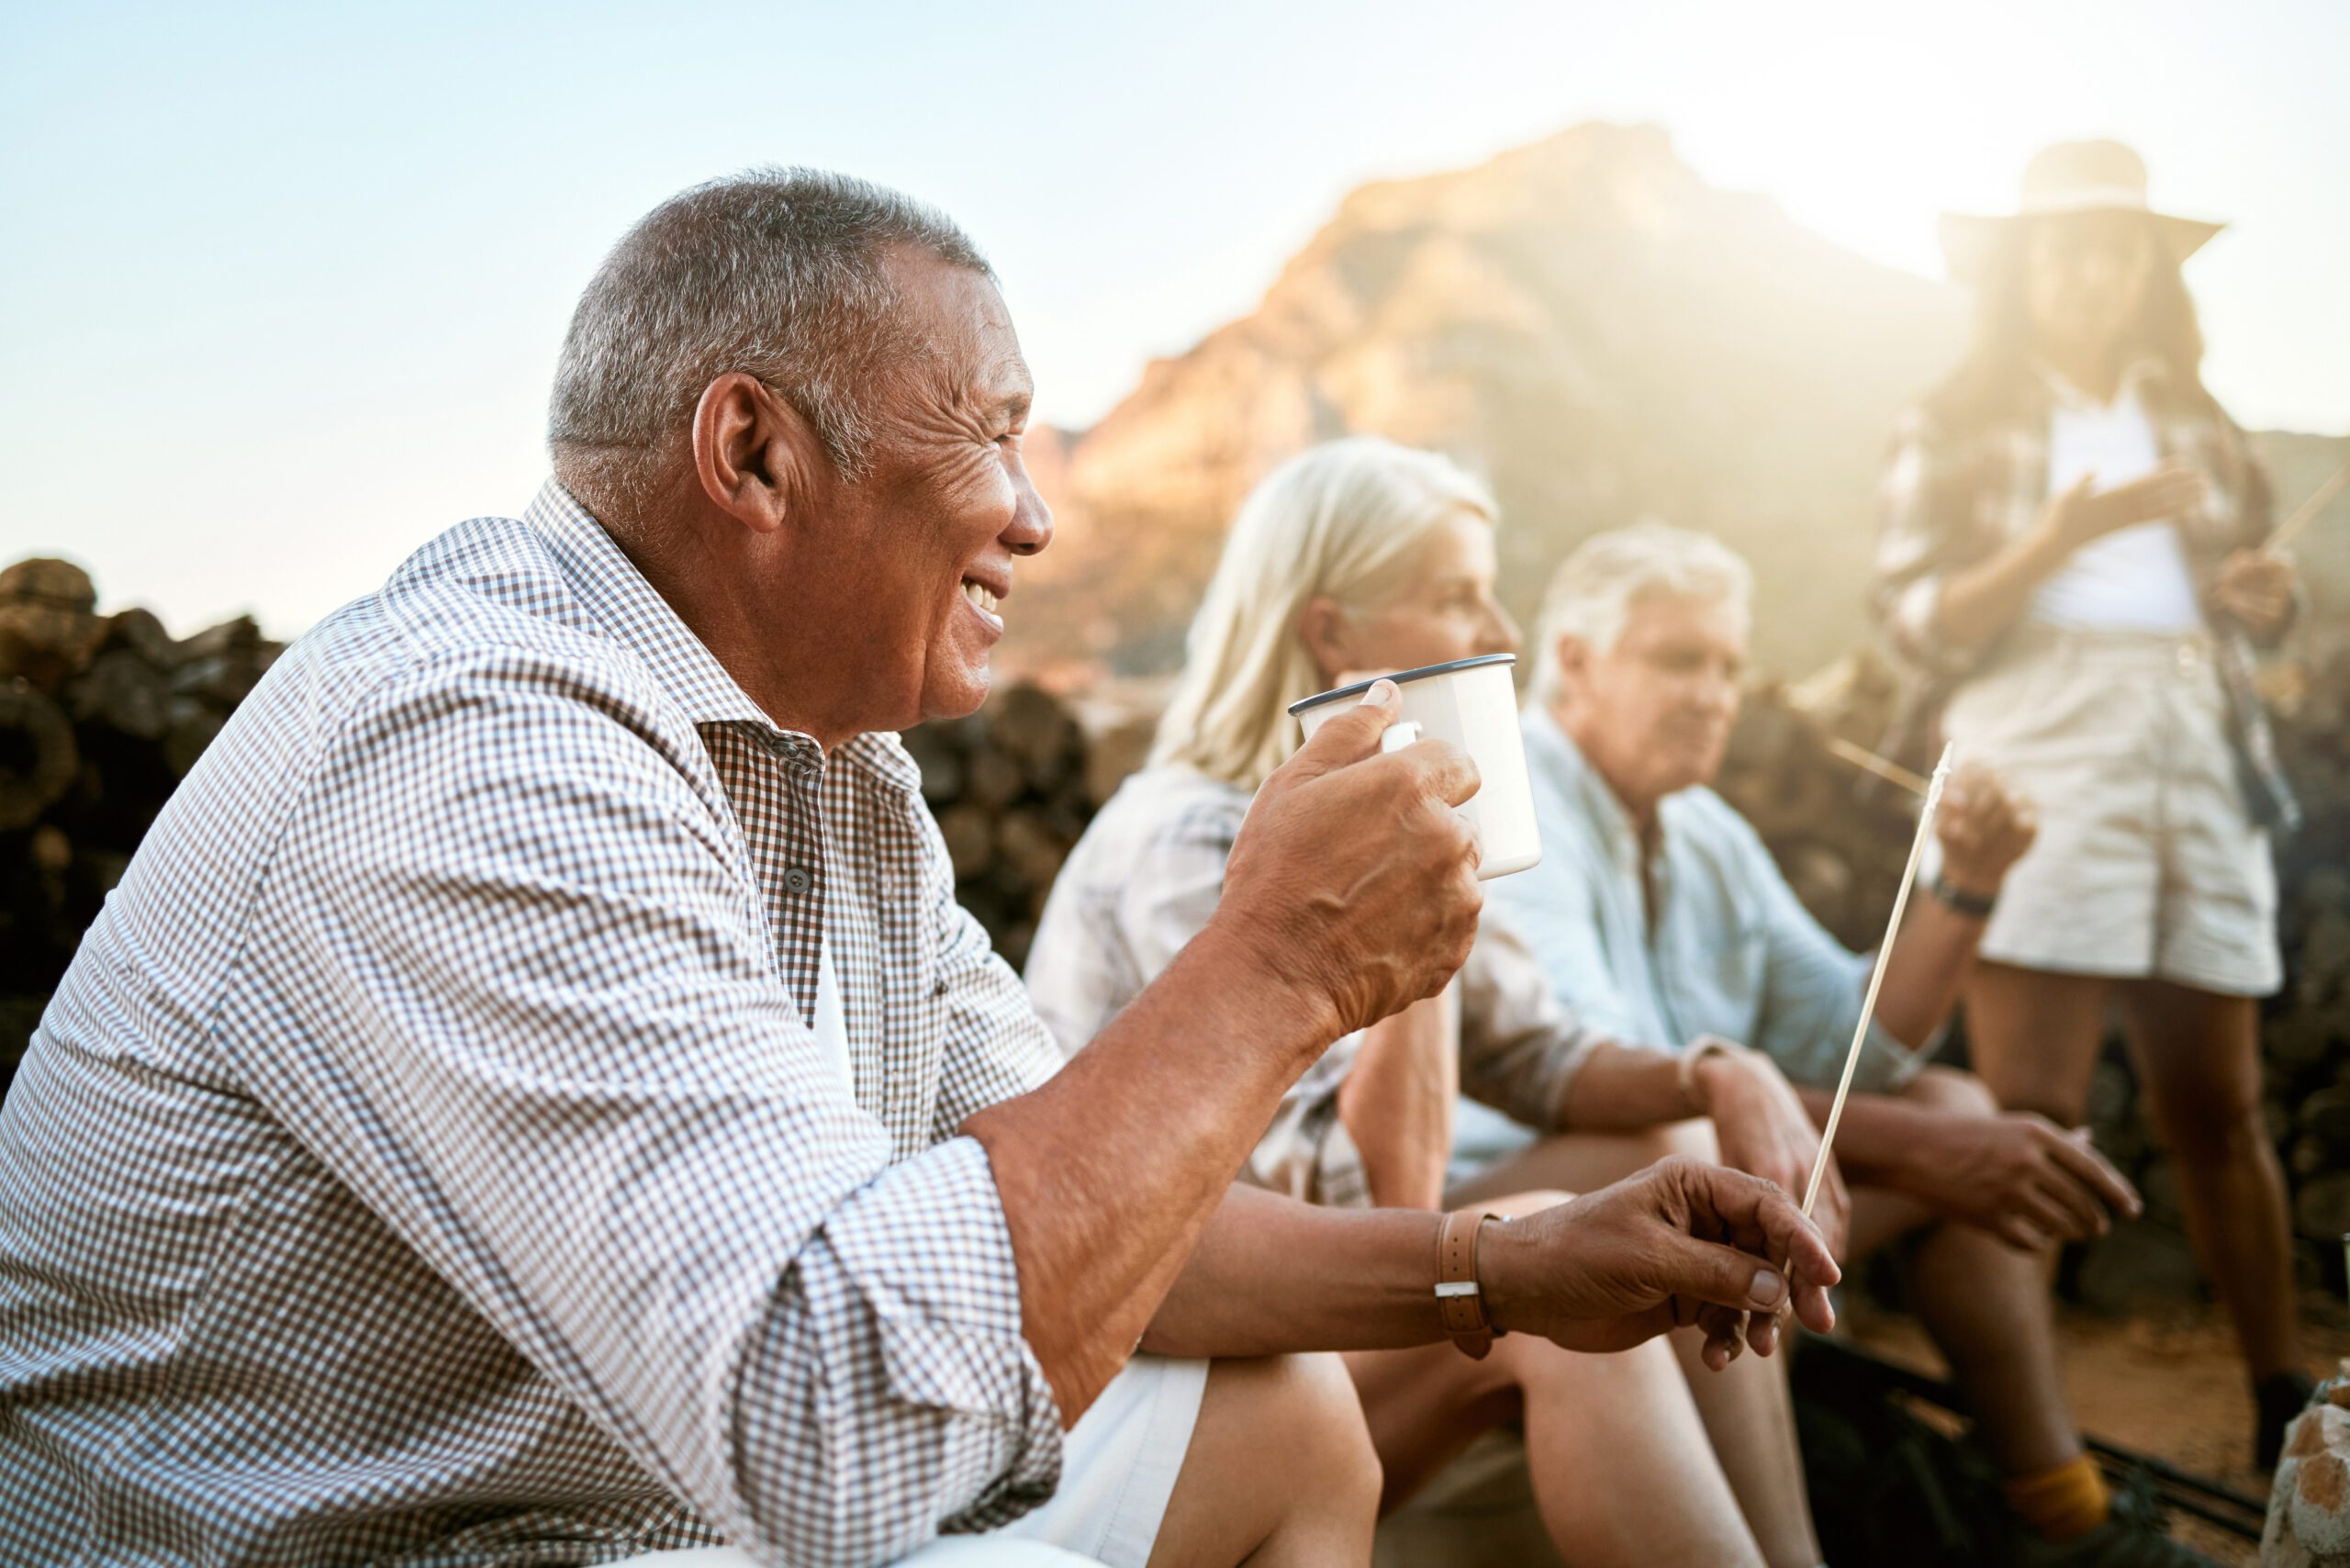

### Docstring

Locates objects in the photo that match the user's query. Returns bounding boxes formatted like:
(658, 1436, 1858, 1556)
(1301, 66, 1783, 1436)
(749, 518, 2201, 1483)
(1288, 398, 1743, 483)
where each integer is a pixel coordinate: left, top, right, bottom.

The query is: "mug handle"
(1378, 721, 1424, 755)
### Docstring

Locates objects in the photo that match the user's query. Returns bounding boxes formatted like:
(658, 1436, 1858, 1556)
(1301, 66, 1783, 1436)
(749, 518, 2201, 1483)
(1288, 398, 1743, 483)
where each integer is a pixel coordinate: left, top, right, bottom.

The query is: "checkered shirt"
(1024, 764, 1604, 1209)
(0, 481, 1067, 1566)
(1870, 362, 2298, 830)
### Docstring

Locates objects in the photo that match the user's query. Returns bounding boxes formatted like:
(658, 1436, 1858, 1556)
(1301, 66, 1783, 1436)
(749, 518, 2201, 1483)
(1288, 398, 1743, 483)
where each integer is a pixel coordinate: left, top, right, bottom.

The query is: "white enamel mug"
(1287, 654, 1542, 880)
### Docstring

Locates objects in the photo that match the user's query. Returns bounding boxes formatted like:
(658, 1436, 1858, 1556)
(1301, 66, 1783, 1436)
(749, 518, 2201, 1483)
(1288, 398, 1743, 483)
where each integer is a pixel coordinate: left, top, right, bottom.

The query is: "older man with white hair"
(1479, 521, 2215, 1566)
(0, 175, 1841, 1568)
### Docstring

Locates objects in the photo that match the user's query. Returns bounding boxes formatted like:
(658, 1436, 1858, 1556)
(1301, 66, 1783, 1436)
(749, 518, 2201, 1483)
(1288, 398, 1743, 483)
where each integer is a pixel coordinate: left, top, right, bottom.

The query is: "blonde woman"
(1026, 437, 1832, 1568)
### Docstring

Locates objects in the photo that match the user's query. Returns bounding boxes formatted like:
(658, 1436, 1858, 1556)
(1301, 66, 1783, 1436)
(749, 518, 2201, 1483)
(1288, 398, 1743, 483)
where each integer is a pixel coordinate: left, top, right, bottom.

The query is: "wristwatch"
(1436, 1207, 1508, 1360)
(1929, 872, 1998, 920)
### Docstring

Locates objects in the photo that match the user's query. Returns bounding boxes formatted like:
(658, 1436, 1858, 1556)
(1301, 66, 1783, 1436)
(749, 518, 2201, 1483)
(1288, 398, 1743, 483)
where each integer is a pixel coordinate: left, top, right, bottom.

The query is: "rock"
(2267, 1396, 2350, 1564)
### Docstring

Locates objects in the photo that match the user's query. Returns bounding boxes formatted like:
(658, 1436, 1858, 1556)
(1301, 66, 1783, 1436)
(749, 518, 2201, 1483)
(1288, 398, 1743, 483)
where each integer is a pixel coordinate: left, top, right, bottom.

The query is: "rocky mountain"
(1006, 122, 2348, 687)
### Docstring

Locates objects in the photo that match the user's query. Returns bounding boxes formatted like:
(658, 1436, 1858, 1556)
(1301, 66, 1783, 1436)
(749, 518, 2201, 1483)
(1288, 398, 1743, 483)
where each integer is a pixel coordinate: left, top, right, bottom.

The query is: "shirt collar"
(1524, 704, 1649, 872)
(2031, 354, 2166, 414)
(521, 479, 922, 794)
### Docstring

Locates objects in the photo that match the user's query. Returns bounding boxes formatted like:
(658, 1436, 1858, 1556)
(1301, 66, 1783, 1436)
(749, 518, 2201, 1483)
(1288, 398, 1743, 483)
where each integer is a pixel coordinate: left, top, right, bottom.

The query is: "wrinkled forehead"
(889, 248, 1033, 418)
(1620, 583, 1749, 651)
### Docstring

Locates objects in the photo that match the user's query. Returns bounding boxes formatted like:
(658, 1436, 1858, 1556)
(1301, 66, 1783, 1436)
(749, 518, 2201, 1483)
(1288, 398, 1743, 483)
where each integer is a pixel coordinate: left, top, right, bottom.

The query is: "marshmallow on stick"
(1799, 742, 1957, 1220)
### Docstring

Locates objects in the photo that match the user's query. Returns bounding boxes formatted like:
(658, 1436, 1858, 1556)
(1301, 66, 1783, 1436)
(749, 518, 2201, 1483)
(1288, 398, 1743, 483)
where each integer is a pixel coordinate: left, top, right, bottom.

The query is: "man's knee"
(1212, 1353, 1380, 1513)
(1903, 1066, 2000, 1120)
(1652, 1114, 1721, 1164)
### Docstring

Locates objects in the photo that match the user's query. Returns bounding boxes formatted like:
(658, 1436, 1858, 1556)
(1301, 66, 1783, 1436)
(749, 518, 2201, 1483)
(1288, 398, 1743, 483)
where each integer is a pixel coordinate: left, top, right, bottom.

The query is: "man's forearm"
(1870, 897, 1987, 1050)
(1554, 1040, 1697, 1130)
(963, 924, 1338, 1423)
(1141, 1184, 1449, 1359)
(1794, 1088, 1935, 1190)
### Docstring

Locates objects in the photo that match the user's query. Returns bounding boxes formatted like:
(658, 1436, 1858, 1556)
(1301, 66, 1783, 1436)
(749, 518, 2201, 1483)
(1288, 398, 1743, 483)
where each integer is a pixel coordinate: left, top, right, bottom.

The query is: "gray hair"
(547, 166, 991, 512)
(1529, 521, 1752, 708)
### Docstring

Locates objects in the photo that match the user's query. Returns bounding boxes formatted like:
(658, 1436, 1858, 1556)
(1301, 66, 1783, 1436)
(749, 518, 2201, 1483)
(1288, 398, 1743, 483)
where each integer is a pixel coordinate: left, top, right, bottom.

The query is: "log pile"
(1712, 633, 2350, 1305)
(900, 682, 1102, 973)
(0, 559, 281, 1088)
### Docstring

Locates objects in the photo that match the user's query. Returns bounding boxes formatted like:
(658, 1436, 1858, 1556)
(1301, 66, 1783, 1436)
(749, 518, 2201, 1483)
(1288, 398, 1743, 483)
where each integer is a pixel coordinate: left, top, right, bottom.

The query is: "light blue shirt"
(1487, 706, 1933, 1097)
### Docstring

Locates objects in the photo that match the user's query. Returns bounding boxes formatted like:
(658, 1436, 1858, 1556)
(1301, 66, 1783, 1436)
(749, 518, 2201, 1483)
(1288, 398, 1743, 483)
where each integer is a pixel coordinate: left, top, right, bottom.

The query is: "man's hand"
(1934, 763, 2039, 898)
(1213, 680, 1483, 1040)
(1693, 1043, 1849, 1260)
(2042, 461, 2208, 553)
(1897, 1110, 2142, 1249)
(2212, 547, 2297, 641)
(1480, 1157, 1840, 1372)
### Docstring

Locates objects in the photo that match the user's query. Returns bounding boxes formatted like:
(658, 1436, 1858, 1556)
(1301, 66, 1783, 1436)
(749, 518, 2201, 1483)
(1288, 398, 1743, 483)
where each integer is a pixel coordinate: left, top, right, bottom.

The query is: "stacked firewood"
(0, 558, 281, 1085)
(900, 682, 1101, 972)
(1713, 636, 2350, 1304)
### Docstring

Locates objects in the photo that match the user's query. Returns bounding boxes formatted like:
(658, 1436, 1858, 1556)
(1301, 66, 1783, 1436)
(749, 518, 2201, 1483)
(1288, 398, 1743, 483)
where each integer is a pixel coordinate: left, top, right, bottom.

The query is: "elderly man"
(1478, 522, 2210, 1567)
(0, 174, 1839, 1568)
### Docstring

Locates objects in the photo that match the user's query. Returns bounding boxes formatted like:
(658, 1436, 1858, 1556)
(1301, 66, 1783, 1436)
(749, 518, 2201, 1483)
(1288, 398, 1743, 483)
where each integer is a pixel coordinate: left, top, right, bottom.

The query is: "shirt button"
(784, 868, 813, 894)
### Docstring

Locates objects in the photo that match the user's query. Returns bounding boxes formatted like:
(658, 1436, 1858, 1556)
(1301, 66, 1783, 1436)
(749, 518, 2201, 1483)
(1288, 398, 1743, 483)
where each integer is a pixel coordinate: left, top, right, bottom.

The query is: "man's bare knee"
(1651, 1114, 1721, 1164)
(1216, 1355, 1379, 1515)
(1902, 1066, 1999, 1120)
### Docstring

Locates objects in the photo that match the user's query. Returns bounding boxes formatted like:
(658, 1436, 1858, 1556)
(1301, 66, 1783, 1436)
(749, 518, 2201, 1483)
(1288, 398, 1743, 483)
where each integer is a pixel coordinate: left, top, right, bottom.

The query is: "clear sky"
(4, 0, 2345, 638)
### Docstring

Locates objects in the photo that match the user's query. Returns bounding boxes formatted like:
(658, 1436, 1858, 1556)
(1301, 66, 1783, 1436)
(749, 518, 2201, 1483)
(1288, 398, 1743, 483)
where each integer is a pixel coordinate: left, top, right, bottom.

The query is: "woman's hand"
(2042, 460, 2209, 553)
(1479, 1156, 1841, 1371)
(1692, 1043, 1848, 1261)
(2212, 547, 2297, 641)
(1934, 764, 2039, 898)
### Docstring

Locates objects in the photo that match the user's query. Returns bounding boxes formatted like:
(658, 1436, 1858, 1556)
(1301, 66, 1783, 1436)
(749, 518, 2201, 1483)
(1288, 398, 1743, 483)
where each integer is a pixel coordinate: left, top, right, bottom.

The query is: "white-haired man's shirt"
(0, 481, 1069, 1567)
(1477, 706, 1930, 1155)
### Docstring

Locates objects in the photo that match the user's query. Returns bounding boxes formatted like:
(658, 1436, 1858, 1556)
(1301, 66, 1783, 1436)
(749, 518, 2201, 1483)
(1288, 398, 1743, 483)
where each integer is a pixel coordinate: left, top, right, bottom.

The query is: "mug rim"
(1285, 653, 1517, 719)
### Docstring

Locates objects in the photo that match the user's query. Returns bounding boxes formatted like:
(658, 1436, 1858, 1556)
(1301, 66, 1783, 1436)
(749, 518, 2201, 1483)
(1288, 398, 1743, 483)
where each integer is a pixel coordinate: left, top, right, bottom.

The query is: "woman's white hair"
(1151, 437, 1497, 791)
(1529, 521, 1752, 708)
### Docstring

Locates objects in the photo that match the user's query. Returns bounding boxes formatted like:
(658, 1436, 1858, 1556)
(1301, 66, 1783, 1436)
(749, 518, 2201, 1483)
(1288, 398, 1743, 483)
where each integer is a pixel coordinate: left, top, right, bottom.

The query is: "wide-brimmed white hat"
(1941, 140, 2225, 281)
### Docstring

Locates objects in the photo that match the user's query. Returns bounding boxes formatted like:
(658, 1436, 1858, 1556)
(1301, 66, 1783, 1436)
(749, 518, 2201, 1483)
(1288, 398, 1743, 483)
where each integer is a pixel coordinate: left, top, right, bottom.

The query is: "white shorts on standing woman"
(1941, 623, 2281, 997)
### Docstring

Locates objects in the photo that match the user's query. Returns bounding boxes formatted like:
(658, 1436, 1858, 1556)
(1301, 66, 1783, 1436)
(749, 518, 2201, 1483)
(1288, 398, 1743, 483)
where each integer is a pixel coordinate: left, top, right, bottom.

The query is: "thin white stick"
(1823, 735, 1930, 799)
(1798, 742, 1956, 1219)
(2269, 458, 2350, 553)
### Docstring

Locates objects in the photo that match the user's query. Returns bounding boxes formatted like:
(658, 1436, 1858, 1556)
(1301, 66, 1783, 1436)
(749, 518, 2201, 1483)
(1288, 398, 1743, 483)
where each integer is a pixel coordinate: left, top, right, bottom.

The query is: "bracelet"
(1930, 872, 1998, 920)
(1676, 1036, 1740, 1114)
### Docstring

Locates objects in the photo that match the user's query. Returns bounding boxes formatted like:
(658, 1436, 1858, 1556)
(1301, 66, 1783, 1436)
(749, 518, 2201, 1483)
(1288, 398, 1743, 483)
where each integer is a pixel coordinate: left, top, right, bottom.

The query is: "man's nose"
(1003, 472, 1053, 557)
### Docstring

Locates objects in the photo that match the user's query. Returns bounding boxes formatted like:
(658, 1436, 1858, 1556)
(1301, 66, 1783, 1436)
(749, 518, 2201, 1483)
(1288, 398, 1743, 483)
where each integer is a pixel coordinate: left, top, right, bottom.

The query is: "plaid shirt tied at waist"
(0, 481, 1068, 1567)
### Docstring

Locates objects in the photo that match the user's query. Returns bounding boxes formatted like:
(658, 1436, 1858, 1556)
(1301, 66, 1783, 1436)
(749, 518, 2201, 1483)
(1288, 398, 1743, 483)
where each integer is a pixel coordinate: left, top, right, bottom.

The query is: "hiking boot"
(2010, 1480, 2219, 1568)
(2255, 1370, 2316, 1471)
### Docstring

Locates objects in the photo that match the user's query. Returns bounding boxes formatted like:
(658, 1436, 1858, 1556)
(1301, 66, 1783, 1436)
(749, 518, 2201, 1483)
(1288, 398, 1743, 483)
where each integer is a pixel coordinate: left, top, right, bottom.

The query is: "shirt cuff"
(733, 1136, 1065, 1557)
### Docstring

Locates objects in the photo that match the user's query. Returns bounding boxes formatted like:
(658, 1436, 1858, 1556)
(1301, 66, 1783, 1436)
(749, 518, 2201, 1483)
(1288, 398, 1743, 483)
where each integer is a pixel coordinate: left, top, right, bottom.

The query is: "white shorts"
(1942, 626, 2281, 996)
(615, 1354, 1208, 1568)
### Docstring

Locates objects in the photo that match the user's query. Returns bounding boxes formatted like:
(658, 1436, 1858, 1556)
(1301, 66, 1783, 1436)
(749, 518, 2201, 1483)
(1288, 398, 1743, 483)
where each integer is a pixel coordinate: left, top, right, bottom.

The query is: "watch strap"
(1437, 1207, 1505, 1360)
(1930, 872, 1998, 920)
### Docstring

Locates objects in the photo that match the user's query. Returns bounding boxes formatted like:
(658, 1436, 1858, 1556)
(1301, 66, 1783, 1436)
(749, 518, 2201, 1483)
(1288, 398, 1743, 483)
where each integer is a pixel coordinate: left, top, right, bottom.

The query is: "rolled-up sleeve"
(1455, 914, 1610, 1132)
(242, 651, 1059, 1568)
(1730, 818, 1933, 1095)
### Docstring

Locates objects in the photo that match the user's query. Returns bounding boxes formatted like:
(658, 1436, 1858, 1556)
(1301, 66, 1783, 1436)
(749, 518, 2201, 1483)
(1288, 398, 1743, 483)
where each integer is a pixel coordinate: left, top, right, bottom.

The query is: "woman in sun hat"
(1872, 139, 2309, 1469)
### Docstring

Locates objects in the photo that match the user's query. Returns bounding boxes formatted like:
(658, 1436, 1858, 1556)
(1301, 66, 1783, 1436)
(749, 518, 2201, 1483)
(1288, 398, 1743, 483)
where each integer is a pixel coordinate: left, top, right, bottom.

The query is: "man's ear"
(1550, 630, 1592, 700)
(690, 372, 822, 536)
(1296, 596, 1355, 688)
